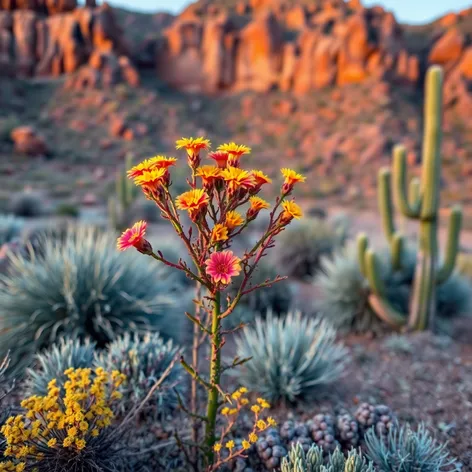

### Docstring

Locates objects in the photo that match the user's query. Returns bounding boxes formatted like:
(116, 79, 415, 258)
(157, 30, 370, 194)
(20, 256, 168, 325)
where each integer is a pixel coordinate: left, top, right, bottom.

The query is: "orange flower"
(247, 196, 270, 220)
(251, 170, 272, 188)
(281, 168, 306, 194)
(176, 137, 211, 154)
(117, 221, 152, 254)
(225, 211, 244, 229)
(150, 155, 178, 169)
(280, 200, 303, 225)
(196, 165, 222, 187)
(221, 167, 255, 194)
(133, 168, 168, 199)
(218, 142, 251, 167)
(176, 189, 210, 218)
(208, 151, 230, 169)
(205, 250, 241, 285)
(127, 158, 158, 179)
(211, 224, 229, 243)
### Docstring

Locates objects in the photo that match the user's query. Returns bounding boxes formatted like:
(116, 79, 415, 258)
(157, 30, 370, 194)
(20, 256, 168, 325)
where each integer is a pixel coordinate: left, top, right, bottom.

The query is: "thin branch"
(180, 357, 211, 390)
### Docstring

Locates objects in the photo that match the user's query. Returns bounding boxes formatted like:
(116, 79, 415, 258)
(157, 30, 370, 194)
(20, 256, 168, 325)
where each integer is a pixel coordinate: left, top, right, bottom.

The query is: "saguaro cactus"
(108, 153, 139, 231)
(357, 65, 462, 331)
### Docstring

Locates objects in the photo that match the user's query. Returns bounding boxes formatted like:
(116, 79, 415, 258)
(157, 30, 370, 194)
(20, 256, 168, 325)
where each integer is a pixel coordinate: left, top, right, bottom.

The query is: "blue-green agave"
(25, 338, 96, 396)
(94, 331, 184, 420)
(364, 423, 460, 472)
(0, 225, 184, 374)
(235, 312, 349, 403)
(0, 214, 24, 247)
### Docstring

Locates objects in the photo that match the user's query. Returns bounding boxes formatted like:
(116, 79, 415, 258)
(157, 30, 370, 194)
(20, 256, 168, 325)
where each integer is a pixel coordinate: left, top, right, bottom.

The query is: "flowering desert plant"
(117, 138, 305, 466)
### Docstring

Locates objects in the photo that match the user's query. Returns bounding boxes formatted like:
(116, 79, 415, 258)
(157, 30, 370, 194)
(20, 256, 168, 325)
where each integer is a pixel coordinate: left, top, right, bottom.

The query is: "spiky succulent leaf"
(25, 338, 96, 397)
(94, 331, 184, 420)
(272, 219, 347, 279)
(0, 225, 183, 374)
(364, 423, 459, 472)
(235, 312, 349, 403)
(0, 214, 24, 247)
(282, 444, 375, 472)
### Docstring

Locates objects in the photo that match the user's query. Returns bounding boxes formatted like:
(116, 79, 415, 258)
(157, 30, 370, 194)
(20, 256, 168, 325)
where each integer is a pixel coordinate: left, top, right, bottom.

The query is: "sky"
(100, 0, 472, 24)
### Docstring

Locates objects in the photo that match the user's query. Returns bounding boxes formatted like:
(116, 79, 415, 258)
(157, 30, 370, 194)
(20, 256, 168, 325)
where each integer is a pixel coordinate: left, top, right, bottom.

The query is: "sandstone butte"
(0, 0, 471, 110)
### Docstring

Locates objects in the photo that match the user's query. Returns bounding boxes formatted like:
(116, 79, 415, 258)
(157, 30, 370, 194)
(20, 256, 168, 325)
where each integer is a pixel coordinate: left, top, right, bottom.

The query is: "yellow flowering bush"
(210, 388, 276, 471)
(0, 368, 125, 471)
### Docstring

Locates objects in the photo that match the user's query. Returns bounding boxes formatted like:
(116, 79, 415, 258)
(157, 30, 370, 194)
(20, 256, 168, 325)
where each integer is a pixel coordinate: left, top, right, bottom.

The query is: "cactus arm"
(409, 177, 421, 211)
(357, 233, 369, 277)
(437, 205, 462, 284)
(393, 145, 421, 218)
(378, 168, 396, 243)
(420, 66, 443, 220)
(364, 249, 407, 327)
(390, 233, 404, 271)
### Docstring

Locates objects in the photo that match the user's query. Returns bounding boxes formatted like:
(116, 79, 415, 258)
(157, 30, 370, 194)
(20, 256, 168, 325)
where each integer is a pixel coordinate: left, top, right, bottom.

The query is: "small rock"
(11, 126, 48, 156)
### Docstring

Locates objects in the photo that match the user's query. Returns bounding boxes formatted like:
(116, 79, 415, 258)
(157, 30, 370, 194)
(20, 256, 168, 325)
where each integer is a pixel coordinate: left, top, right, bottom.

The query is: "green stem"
(204, 291, 221, 465)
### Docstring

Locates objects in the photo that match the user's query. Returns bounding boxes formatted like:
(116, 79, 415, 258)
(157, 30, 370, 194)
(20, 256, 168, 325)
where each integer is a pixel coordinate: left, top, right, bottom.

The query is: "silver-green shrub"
(364, 424, 459, 472)
(0, 225, 183, 373)
(281, 443, 375, 472)
(235, 312, 349, 403)
(94, 331, 184, 420)
(25, 338, 96, 396)
(0, 214, 24, 247)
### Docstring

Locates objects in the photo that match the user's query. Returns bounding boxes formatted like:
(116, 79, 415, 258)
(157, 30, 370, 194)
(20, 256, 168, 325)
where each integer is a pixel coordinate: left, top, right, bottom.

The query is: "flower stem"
(204, 290, 221, 465)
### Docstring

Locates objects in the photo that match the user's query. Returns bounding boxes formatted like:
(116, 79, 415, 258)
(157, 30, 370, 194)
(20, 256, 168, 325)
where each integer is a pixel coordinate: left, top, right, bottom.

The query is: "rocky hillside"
(0, 0, 471, 219)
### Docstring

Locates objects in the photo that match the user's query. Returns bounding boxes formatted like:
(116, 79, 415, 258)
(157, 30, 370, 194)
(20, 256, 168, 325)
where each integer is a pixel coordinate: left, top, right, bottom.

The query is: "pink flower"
(116, 221, 152, 254)
(205, 250, 241, 285)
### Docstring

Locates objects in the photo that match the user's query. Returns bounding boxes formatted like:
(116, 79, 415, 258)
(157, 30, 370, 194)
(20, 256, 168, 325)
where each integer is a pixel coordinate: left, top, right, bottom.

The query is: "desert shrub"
(272, 218, 347, 279)
(54, 202, 80, 218)
(235, 312, 349, 403)
(315, 244, 471, 333)
(0, 225, 183, 374)
(25, 338, 96, 397)
(94, 331, 184, 420)
(364, 424, 459, 472)
(9, 190, 44, 217)
(281, 443, 375, 472)
(0, 214, 24, 246)
(0, 367, 141, 472)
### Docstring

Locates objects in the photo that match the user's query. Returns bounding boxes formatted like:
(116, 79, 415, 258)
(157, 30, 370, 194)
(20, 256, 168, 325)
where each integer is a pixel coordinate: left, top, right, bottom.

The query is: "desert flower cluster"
(116, 137, 305, 467)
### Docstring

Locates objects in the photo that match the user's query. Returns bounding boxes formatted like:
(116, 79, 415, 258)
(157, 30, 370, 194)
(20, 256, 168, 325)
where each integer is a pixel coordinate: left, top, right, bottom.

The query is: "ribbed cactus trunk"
(357, 65, 462, 332)
(408, 64, 442, 331)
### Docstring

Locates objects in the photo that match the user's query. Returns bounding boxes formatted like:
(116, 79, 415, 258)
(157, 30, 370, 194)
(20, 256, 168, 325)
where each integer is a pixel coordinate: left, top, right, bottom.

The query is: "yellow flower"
(268, 417, 277, 427)
(249, 196, 270, 212)
(228, 408, 238, 415)
(175, 189, 209, 213)
(47, 438, 57, 448)
(221, 166, 255, 194)
(196, 165, 222, 187)
(242, 440, 251, 450)
(176, 137, 211, 154)
(251, 405, 261, 414)
(218, 142, 251, 157)
(256, 419, 268, 431)
(280, 200, 303, 224)
(225, 211, 244, 230)
(225, 440, 235, 450)
(213, 443, 222, 453)
(238, 387, 248, 394)
(211, 224, 229, 243)
(221, 407, 230, 416)
(281, 168, 306, 185)
(249, 432, 258, 443)
(75, 438, 86, 450)
(133, 168, 168, 189)
(240, 398, 249, 405)
(251, 170, 272, 187)
(63, 437, 74, 448)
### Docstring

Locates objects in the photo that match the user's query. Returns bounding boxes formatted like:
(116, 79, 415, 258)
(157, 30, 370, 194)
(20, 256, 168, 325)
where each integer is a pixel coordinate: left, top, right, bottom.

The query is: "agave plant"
(0, 214, 24, 247)
(364, 424, 459, 472)
(272, 218, 347, 279)
(0, 225, 183, 374)
(94, 331, 184, 420)
(235, 312, 349, 403)
(281, 443, 375, 472)
(25, 338, 96, 397)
